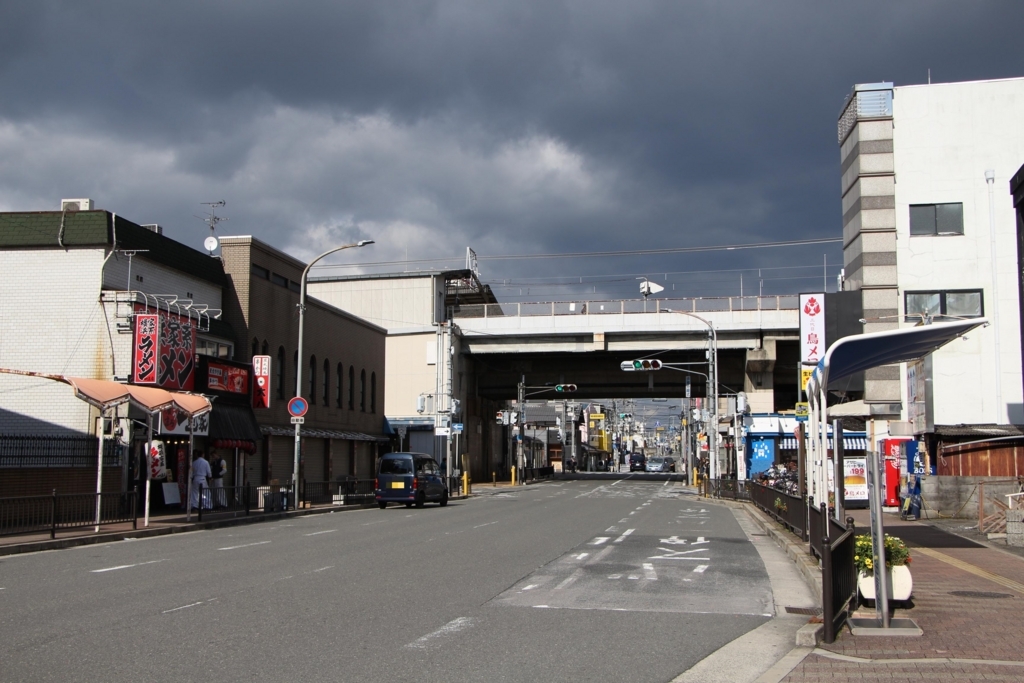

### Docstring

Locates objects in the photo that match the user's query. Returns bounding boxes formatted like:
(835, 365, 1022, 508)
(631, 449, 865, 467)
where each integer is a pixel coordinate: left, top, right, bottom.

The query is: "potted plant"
(855, 533, 913, 601)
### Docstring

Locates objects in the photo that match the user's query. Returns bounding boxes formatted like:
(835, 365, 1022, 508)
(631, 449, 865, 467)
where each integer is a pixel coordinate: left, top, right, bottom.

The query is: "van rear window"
(379, 458, 413, 475)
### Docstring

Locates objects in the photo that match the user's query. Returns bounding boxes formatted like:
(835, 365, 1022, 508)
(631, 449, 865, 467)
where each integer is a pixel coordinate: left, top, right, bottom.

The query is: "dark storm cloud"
(0, 1, 1021, 299)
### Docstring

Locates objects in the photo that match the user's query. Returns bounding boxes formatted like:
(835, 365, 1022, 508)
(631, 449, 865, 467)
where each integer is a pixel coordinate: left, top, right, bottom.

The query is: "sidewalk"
(780, 508, 1024, 682)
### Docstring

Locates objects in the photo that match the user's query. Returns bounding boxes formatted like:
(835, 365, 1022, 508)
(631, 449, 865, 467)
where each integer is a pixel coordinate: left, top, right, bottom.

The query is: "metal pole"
(834, 418, 845, 521)
(144, 413, 152, 527)
(293, 240, 373, 503)
(95, 413, 105, 532)
(986, 170, 1005, 424)
(186, 419, 194, 522)
(517, 376, 525, 483)
(868, 446, 890, 627)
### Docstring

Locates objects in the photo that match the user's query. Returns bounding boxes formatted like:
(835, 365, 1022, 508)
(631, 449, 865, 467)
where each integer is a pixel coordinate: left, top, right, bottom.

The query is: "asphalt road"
(0, 478, 813, 682)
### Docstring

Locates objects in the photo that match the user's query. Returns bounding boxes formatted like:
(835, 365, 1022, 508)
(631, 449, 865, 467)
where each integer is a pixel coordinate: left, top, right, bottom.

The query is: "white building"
(839, 77, 1024, 445)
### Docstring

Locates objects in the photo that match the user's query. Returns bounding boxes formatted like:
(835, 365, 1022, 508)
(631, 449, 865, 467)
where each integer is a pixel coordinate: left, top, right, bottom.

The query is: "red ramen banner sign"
(133, 314, 159, 384)
(133, 306, 197, 390)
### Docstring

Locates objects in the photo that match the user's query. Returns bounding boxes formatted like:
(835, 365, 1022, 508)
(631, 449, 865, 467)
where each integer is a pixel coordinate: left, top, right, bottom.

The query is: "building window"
(910, 203, 964, 236)
(323, 359, 330, 407)
(360, 369, 367, 412)
(277, 347, 286, 400)
(905, 289, 983, 321)
(370, 372, 377, 414)
(261, 339, 269, 356)
(348, 366, 355, 410)
(308, 355, 317, 401)
(251, 338, 259, 358)
(271, 272, 288, 288)
(252, 264, 270, 280)
(288, 280, 301, 293)
(197, 338, 233, 358)
(336, 363, 343, 408)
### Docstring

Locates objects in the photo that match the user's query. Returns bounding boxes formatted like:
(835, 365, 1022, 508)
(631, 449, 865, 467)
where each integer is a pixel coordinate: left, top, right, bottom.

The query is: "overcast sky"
(1, 1, 1021, 301)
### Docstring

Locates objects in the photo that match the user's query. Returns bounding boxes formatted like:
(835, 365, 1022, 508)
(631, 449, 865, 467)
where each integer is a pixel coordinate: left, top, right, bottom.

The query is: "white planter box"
(858, 565, 913, 601)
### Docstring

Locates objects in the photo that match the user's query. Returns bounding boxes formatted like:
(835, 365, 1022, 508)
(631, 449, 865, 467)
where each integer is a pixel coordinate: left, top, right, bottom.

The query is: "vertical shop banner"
(843, 457, 868, 504)
(158, 313, 196, 390)
(133, 314, 160, 384)
(252, 355, 271, 409)
(749, 438, 775, 476)
(799, 293, 825, 367)
(147, 440, 166, 480)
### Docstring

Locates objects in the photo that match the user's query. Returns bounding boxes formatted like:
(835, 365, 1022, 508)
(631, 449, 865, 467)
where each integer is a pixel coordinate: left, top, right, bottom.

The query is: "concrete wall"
(892, 78, 1024, 426)
(921, 475, 1024, 520)
(307, 275, 440, 330)
(385, 332, 438, 417)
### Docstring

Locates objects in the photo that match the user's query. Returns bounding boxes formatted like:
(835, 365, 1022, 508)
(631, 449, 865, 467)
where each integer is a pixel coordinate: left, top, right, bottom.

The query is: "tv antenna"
(197, 201, 227, 254)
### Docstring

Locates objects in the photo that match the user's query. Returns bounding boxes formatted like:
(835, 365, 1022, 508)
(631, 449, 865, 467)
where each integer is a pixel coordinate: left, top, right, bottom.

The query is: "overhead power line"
(309, 236, 843, 270)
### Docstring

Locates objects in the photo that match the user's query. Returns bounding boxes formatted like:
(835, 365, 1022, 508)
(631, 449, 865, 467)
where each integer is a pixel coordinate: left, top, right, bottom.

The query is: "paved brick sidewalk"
(782, 510, 1024, 682)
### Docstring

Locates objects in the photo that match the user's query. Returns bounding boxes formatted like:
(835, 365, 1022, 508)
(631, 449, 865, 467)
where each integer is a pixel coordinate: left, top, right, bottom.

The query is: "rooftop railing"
(452, 295, 799, 319)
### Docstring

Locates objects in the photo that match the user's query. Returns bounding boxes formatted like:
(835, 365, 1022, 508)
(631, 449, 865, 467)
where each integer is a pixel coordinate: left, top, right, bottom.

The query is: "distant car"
(375, 452, 448, 508)
(646, 457, 674, 473)
(629, 453, 647, 472)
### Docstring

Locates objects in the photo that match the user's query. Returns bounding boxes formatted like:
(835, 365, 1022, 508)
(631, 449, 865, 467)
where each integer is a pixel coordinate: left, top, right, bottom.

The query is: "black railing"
(809, 502, 824, 558)
(0, 435, 124, 468)
(301, 479, 375, 508)
(0, 490, 137, 538)
(708, 479, 751, 500)
(821, 516, 857, 644)
(749, 481, 807, 540)
(194, 485, 254, 520)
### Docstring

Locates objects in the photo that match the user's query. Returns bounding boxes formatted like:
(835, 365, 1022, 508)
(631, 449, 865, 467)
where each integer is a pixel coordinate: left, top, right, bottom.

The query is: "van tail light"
(374, 478, 378, 489)
(412, 477, 418, 490)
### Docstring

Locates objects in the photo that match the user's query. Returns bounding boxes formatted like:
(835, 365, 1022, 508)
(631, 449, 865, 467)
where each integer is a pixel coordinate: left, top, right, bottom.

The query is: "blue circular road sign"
(287, 396, 309, 417)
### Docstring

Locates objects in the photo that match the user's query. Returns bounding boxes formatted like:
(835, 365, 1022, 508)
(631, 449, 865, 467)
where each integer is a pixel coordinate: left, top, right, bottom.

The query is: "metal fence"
(708, 479, 751, 500)
(821, 516, 858, 644)
(748, 481, 807, 540)
(0, 435, 124, 468)
(0, 490, 138, 538)
(454, 295, 800, 319)
(302, 479, 376, 508)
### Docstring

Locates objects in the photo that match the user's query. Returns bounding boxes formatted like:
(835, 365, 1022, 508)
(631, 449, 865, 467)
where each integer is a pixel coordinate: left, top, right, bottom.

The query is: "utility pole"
(516, 376, 525, 483)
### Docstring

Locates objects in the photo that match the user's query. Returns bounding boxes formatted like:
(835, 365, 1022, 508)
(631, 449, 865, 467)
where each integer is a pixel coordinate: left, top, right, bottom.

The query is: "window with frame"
(322, 359, 330, 407)
(905, 289, 983, 321)
(308, 355, 316, 401)
(276, 346, 286, 400)
(909, 203, 964, 236)
(370, 372, 377, 414)
(336, 363, 343, 408)
(360, 369, 366, 412)
(348, 366, 355, 410)
(251, 264, 270, 280)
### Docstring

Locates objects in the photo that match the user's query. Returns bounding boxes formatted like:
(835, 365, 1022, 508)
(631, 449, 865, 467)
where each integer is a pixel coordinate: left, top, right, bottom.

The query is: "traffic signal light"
(496, 411, 505, 424)
(620, 359, 663, 371)
(555, 384, 577, 393)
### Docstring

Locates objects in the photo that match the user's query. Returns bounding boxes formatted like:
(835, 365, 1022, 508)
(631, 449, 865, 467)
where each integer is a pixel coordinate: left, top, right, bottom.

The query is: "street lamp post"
(293, 240, 374, 505)
(667, 311, 719, 480)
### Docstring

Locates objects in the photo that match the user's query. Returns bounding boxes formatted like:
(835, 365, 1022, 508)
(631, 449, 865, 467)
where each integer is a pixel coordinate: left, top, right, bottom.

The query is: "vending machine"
(879, 438, 911, 507)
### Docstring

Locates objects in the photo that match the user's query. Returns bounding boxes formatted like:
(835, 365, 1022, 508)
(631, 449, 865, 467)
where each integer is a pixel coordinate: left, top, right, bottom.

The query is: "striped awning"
(779, 437, 867, 450)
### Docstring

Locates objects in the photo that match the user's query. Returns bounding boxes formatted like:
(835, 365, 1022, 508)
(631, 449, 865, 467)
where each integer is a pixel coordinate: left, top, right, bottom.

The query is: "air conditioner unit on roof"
(61, 198, 94, 211)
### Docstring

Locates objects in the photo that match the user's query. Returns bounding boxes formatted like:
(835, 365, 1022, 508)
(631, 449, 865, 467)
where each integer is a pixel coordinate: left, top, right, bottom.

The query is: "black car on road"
(629, 452, 647, 472)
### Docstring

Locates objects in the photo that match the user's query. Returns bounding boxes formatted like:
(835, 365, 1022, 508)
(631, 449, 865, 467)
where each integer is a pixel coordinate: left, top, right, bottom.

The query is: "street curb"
(0, 494, 471, 557)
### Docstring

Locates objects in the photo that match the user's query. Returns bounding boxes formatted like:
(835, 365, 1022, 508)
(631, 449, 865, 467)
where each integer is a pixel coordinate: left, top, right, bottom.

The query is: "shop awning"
(779, 437, 867, 450)
(260, 424, 390, 443)
(0, 369, 211, 416)
(209, 403, 262, 442)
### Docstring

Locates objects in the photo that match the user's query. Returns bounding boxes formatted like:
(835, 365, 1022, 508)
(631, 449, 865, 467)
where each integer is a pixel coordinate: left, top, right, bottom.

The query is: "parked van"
(375, 452, 448, 509)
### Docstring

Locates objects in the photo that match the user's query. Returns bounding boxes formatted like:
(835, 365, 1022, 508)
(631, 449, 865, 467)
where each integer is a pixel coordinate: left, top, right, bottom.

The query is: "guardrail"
(748, 481, 807, 541)
(0, 490, 137, 538)
(301, 479, 376, 508)
(708, 479, 751, 500)
(453, 295, 799, 319)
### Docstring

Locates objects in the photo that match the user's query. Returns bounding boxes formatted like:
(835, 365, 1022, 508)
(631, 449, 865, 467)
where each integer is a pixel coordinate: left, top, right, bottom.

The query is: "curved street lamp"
(293, 240, 374, 503)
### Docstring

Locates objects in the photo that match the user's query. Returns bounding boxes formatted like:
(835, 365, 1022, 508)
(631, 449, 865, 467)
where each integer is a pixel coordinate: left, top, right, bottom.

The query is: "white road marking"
(534, 605, 550, 608)
(649, 547, 710, 560)
(405, 617, 476, 650)
(608, 574, 622, 580)
(692, 536, 709, 545)
(642, 563, 658, 580)
(619, 519, 629, 523)
(555, 570, 583, 590)
(362, 519, 387, 526)
(613, 529, 635, 543)
(312, 566, 334, 573)
(605, 526, 619, 533)
(629, 511, 636, 515)
(218, 541, 271, 551)
(162, 601, 204, 614)
(91, 559, 165, 573)
(304, 529, 337, 536)
(628, 575, 639, 580)
(663, 480, 670, 487)
(660, 536, 688, 545)
(590, 537, 610, 545)
(693, 564, 710, 573)
(473, 521, 499, 529)
(521, 584, 539, 592)
(574, 553, 590, 560)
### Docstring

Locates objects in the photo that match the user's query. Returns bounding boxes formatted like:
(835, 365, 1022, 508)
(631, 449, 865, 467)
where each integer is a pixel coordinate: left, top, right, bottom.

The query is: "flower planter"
(858, 564, 913, 601)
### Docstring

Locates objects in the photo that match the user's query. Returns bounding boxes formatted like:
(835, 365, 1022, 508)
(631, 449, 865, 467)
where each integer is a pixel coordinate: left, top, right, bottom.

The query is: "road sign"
(795, 402, 809, 421)
(287, 396, 309, 418)
(290, 416, 305, 424)
(452, 423, 464, 434)
(435, 427, 451, 436)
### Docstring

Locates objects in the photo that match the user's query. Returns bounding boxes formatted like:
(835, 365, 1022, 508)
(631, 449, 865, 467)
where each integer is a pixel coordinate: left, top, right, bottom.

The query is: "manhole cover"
(785, 606, 822, 615)
(949, 590, 1014, 599)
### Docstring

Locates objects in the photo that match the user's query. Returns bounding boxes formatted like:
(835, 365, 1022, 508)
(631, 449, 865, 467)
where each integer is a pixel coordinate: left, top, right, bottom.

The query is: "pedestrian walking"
(210, 453, 227, 508)
(189, 450, 212, 511)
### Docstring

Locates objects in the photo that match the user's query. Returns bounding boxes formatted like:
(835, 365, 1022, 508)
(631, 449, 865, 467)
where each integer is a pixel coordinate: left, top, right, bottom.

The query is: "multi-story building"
(218, 236, 389, 487)
(838, 77, 1024, 474)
